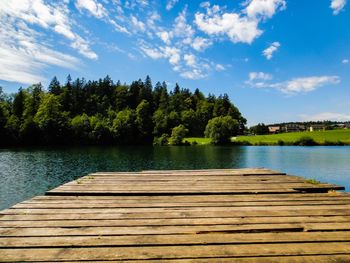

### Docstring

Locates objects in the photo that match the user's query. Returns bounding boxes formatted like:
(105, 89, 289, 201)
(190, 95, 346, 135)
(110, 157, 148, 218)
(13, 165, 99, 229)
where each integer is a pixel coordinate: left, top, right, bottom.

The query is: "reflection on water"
(1, 146, 349, 209)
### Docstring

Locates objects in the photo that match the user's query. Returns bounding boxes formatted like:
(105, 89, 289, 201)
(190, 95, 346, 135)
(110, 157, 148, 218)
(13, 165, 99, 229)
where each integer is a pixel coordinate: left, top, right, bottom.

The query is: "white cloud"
(140, 44, 180, 65)
(262, 42, 280, 60)
(276, 76, 340, 94)
(0, 19, 79, 84)
(194, 1, 285, 45)
(108, 19, 130, 34)
(70, 35, 98, 59)
(195, 11, 261, 44)
(0, 0, 97, 59)
(54, 24, 75, 40)
(246, 74, 340, 95)
(245, 71, 273, 88)
(163, 46, 181, 65)
(300, 112, 350, 122)
(249, 71, 273, 81)
(156, 31, 172, 45)
(140, 46, 164, 59)
(140, 41, 212, 79)
(330, 0, 346, 15)
(184, 54, 196, 67)
(192, 37, 212, 51)
(180, 69, 206, 80)
(245, 0, 286, 19)
(173, 8, 194, 40)
(200, 2, 211, 9)
(130, 15, 146, 32)
(75, 0, 107, 18)
(146, 11, 161, 31)
(215, 64, 225, 71)
(342, 59, 349, 64)
(166, 0, 179, 11)
(125, 0, 149, 9)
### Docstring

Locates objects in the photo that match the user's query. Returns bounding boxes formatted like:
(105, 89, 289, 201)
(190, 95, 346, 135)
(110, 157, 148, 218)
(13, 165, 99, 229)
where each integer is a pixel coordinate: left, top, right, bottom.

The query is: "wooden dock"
(1, 168, 350, 262)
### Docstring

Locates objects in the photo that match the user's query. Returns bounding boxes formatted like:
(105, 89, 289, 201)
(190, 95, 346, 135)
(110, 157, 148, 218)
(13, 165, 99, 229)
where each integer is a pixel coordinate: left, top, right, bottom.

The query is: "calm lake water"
(1, 146, 350, 210)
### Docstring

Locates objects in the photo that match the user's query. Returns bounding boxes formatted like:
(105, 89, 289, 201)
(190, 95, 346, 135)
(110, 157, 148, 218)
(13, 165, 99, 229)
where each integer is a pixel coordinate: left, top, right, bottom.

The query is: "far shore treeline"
(0, 75, 246, 146)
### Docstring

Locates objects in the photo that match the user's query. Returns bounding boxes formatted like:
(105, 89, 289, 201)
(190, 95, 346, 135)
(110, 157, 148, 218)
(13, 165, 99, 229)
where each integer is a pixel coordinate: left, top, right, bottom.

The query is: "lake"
(1, 145, 349, 210)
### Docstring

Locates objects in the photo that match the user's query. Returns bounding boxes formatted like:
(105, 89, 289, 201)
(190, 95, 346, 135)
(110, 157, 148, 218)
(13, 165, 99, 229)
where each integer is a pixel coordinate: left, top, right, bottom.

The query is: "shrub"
(153, 133, 169, 146)
(204, 116, 239, 144)
(294, 136, 318, 146)
(183, 140, 191, 146)
(169, 124, 188, 145)
(277, 140, 285, 146)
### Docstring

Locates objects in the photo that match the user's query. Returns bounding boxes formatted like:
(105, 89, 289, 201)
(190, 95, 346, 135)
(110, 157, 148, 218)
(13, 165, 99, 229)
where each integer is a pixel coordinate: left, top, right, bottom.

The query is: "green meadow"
(185, 129, 350, 146)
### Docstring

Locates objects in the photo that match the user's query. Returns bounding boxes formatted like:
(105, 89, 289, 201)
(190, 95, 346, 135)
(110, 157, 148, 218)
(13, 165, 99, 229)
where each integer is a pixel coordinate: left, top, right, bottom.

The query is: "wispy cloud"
(192, 37, 212, 51)
(276, 76, 340, 94)
(0, 19, 79, 84)
(249, 72, 273, 81)
(0, 0, 97, 59)
(166, 0, 179, 11)
(246, 74, 340, 95)
(330, 0, 346, 15)
(262, 42, 280, 60)
(342, 58, 349, 64)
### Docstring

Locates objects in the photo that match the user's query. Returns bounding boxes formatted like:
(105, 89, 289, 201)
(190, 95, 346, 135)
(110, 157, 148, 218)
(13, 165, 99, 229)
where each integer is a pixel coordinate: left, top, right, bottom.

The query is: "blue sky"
(0, 0, 349, 125)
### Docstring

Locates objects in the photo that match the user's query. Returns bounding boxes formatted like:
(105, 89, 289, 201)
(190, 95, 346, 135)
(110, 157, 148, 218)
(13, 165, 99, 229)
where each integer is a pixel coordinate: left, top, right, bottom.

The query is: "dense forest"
(0, 75, 246, 146)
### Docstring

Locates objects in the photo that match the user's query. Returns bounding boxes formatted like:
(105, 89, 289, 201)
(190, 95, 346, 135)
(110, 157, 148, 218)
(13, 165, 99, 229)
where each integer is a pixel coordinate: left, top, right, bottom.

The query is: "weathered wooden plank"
(0, 224, 305, 237)
(59, 184, 326, 190)
(2, 216, 350, 228)
(43, 255, 350, 263)
(2, 209, 350, 220)
(2, 222, 350, 237)
(31, 192, 350, 200)
(1, 242, 350, 262)
(4, 204, 350, 215)
(12, 200, 350, 209)
(46, 189, 302, 195)
(74, 175, 301, 180)
(1, 232, 350, 248)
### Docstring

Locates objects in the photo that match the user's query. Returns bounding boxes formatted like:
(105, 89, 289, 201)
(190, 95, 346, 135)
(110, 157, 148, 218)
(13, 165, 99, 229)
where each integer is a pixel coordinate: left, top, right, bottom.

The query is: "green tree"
(114, 85, 129, 111)
(71, 114, 92, 143)
(250, 123, 269, 135)
(112, 109, 136, 144)
(23, 83, 43, 119)
(0, 101, 9, 145)
(169, 124, 188, 145)
(0, 75, 246, 145)
(153, 109, 169, 136)
(136, 100, 153, 142)
(181, 109, 197, 135)
(89, 115, 112, 144)
(48, 76, 61, 95)
(34, 94, 69, 143)
(204, 116, 239, 144)
(19, 116, 41, 144)
(12, 88, 27, 118)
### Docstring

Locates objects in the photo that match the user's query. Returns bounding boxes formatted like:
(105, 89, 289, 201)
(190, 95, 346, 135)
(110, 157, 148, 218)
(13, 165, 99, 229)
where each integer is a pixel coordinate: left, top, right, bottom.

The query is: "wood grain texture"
(0, 168, 349, 262)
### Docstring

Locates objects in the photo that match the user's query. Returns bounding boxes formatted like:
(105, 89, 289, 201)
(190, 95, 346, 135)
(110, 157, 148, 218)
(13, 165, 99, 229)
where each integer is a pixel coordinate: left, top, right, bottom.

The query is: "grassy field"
(185, 129, 350, 146)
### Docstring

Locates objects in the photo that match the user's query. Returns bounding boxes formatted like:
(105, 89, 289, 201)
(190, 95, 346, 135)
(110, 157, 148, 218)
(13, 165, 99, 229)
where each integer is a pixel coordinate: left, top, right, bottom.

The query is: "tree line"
(0, 75, 246, 146)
